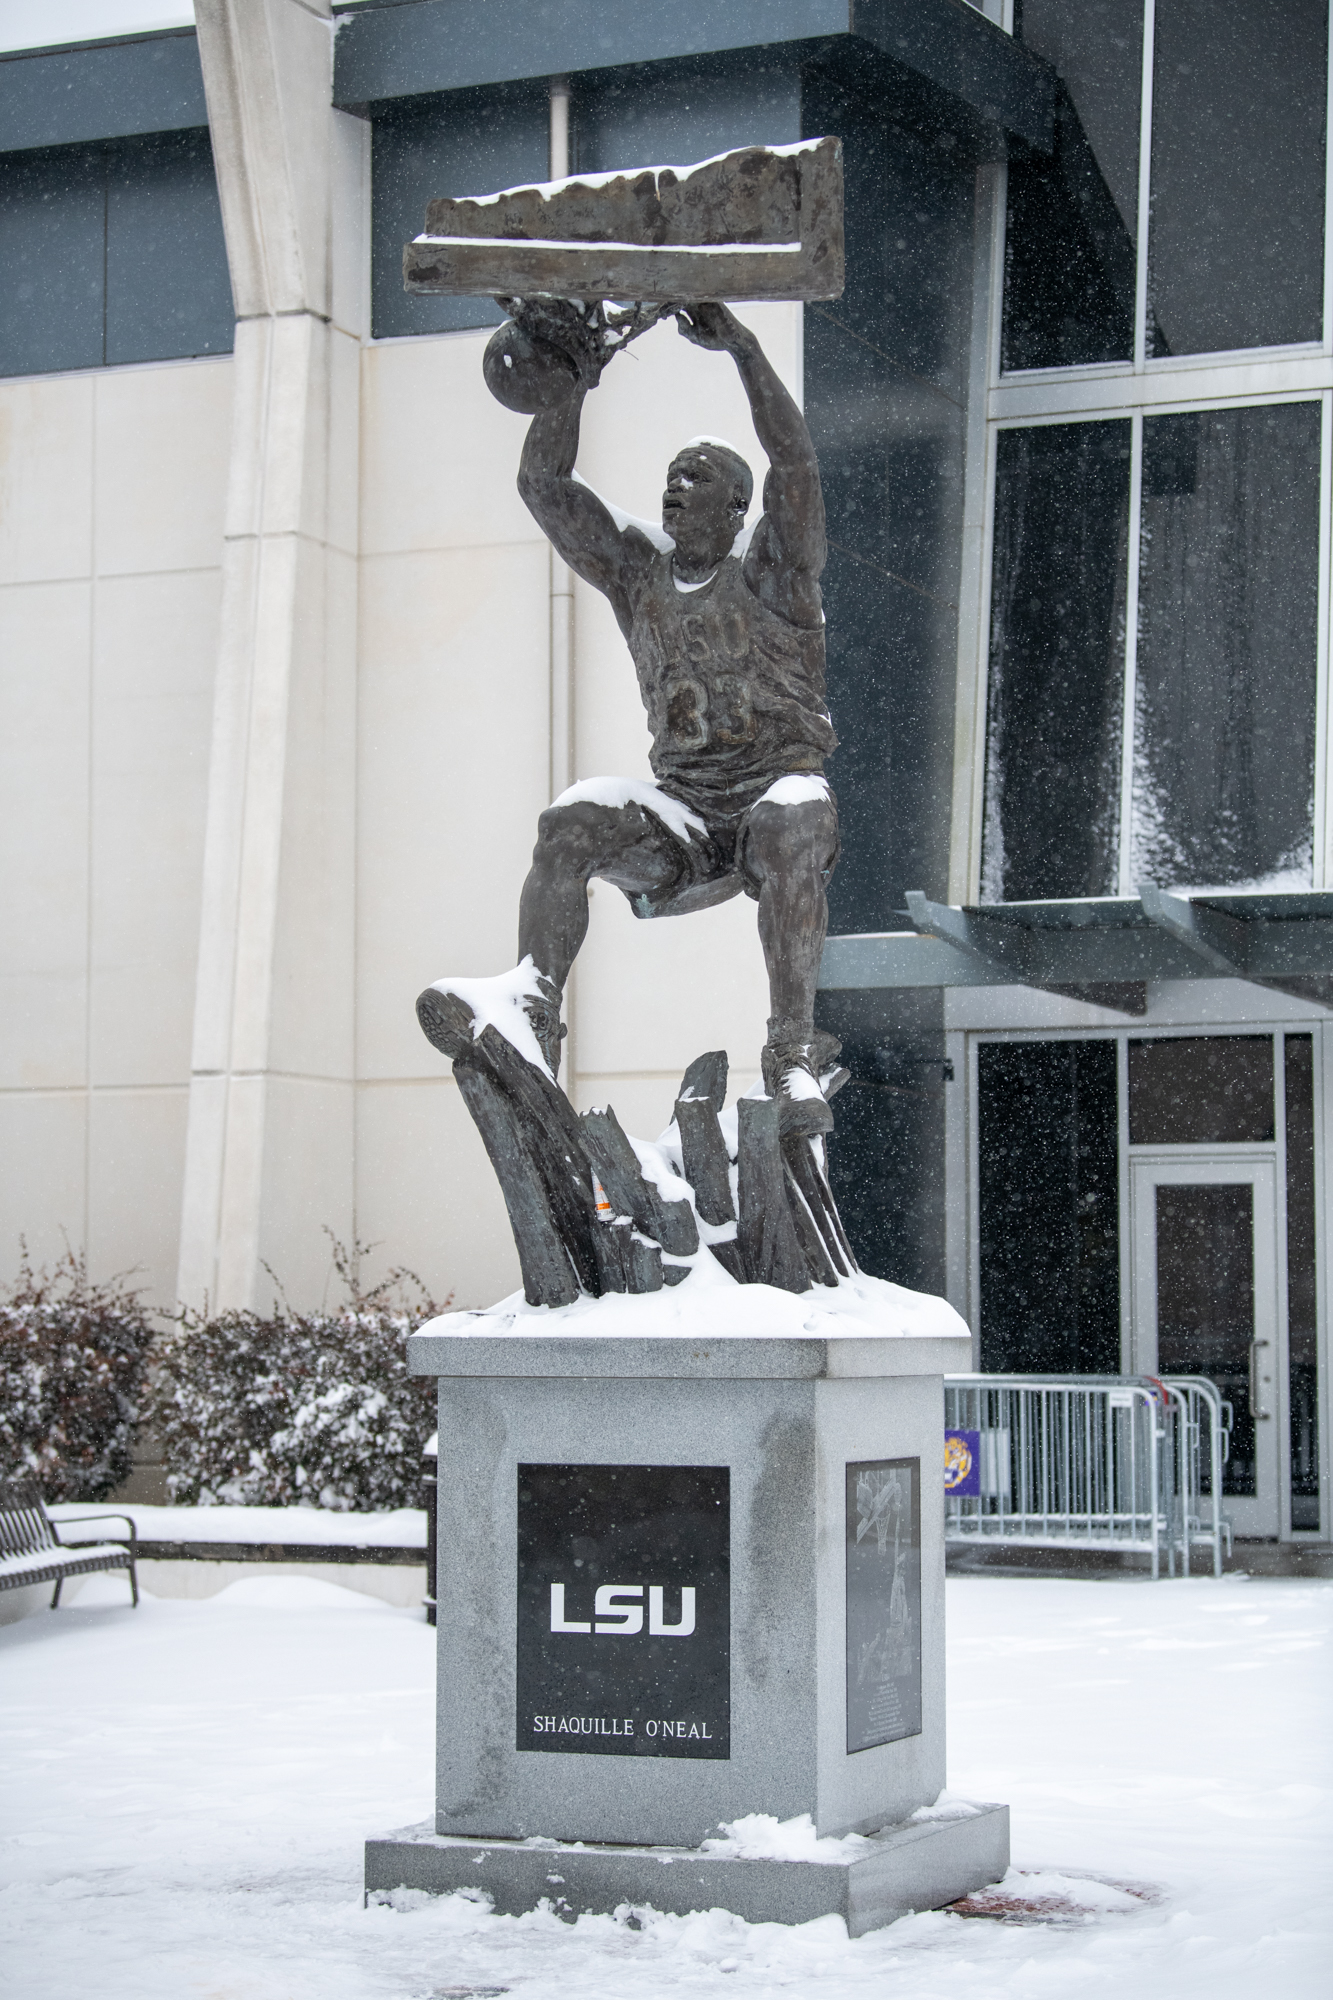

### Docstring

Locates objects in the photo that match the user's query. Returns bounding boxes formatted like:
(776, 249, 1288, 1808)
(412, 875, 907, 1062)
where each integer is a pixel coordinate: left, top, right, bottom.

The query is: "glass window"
(1133, 403, 1320, 892)
(1128, 1034, 1275, 1144)
(1148, 0, 1327, 357)
(1155, 1182, 1258, 1494)
(982, 420, 1130, 901)
(371, 83, 549, 340)
(985, 403, 1321, 903)
(0, 132, 232, 378)
(978, 1038, 1121, 1373)
(1285, 1034, 1320, 1530)
(1004, 0, 1144, 370)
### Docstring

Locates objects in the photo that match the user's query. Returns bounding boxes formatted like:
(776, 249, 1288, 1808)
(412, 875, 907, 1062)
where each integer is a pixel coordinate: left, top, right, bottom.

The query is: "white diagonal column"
(178, 0, 362, 1308)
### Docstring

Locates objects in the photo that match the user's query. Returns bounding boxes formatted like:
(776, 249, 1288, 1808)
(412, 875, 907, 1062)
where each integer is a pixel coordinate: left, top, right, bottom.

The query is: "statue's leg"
(741, 797, 842, 1129)
(742, 797, 839, 1037)
(518, 797, 697, 992)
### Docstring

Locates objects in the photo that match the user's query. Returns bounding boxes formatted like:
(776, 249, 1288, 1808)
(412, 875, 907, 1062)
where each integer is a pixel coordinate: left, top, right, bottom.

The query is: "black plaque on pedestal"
(845, 1458, 922, 1753)
(516, 1463, 730, 1758)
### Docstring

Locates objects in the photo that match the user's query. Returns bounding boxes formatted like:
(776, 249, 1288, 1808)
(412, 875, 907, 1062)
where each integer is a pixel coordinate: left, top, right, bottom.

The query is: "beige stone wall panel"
(0, 1093, 88, 1280)
(250, 1072, 355, 1308)
(359, 333, 536, 557)
(574, 888, 770, 1103)
(355, 539, 550, 1081)
(87, 1086, 190, 1302)
(265, 537, 357, 1082)
(0, 376, 94, 586)
(355, 1078, 518, 1311)
(0, 580, 92, 1092)
(92, 361, 233, 578)
(89, 568, 221, 1090)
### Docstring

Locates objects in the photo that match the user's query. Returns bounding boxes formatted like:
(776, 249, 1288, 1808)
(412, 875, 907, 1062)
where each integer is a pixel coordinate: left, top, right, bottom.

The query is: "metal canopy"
(0, 30, 207, 155)
(818, 889, 1333, 1013)
(332, 0, 1055, 153)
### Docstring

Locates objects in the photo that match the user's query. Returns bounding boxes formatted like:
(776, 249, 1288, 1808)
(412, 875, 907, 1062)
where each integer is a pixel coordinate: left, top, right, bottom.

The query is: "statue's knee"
(746, 799, 838, 880)
(533, 800, 624, 871)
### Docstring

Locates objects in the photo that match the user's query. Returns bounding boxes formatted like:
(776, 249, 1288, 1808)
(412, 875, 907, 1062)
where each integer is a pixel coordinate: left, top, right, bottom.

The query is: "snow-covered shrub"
(0, 1247, 156, 1501)
(150, 1241, 446, 1511)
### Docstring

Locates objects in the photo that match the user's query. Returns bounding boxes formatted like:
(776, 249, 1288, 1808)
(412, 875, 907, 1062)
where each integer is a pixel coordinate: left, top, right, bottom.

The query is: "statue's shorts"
(547, 772, 839, 921)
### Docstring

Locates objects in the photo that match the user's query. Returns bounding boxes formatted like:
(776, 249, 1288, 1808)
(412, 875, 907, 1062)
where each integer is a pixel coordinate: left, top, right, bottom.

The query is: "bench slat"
(0, 1494, 59, 1557)
(0, 1544, 133, 1588)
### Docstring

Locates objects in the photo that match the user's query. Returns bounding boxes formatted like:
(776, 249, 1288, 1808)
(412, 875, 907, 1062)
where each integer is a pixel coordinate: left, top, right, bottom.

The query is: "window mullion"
(1314, 393, 1332, 889)
(1117, 412, 1145, 897)
(1324, 0, 1333, 353)
(1134, 0, 1156, 374)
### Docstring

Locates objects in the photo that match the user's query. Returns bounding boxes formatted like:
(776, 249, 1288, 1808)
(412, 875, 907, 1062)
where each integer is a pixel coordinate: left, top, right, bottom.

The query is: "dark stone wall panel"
(816, 988, 948, 1297)
(805, 63, 972, 932)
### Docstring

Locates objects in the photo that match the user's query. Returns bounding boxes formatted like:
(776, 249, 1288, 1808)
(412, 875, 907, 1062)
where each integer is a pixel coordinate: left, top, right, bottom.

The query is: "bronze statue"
(409, 147, 856, 1300)
(424, 300, 843, 1136)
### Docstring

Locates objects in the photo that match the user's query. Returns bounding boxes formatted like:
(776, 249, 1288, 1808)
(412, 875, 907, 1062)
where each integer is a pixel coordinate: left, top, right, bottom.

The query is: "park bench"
(0, 1483, 138, 1607)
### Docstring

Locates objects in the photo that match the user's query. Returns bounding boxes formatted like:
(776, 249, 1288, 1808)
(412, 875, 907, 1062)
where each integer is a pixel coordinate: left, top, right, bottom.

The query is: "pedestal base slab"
(365, 1803, 1008, 1939)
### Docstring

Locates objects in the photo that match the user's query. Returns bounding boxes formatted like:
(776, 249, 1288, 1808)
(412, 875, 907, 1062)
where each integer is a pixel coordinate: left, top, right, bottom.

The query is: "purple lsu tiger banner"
(944, 1428, 981, 1498)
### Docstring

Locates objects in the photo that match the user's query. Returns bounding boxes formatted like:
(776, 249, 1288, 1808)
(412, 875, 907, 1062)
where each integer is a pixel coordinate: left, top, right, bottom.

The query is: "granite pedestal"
(366, 1293, 1008, 1931)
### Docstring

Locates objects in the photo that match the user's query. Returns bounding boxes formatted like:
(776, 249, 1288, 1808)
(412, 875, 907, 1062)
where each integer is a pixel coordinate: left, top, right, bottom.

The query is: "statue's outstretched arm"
(517, 386, 639, 627)
(676, 302, 826, 606)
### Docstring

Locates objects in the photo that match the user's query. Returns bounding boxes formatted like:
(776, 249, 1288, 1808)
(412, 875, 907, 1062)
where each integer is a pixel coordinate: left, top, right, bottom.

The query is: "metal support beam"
(903, 892, 1145, 1013)
(1138, 884, 1247, 975)
(1139, 885, 1331, 1009)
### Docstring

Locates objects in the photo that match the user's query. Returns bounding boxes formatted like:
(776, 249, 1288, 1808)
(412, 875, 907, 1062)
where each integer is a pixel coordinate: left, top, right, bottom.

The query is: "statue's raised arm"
(674, 301, 826, 628)
(516, 382, 654, 637)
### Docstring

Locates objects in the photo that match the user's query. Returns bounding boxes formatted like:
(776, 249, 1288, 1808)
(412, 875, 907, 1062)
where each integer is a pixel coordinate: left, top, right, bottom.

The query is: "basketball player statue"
(419, 300, 842, 1138)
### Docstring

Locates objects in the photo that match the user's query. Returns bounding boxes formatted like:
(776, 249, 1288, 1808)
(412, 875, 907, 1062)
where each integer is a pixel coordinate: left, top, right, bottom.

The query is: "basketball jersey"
(626, 551, 837, 818)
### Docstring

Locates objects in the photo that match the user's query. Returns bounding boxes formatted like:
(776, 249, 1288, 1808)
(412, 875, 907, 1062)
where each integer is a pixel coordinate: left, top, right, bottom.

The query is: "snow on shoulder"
(757, 774, 831, 807)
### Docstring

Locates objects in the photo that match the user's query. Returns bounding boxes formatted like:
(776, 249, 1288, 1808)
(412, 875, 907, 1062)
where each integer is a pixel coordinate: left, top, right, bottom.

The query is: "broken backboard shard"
(403, 139, 843, 303)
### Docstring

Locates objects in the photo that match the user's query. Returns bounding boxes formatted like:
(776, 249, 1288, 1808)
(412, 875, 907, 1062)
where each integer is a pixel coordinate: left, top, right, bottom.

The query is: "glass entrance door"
(1129, 1158, 1281, 1538)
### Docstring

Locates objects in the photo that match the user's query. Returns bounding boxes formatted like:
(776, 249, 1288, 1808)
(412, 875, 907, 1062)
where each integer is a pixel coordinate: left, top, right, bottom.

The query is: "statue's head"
(662, 437, 753, 568)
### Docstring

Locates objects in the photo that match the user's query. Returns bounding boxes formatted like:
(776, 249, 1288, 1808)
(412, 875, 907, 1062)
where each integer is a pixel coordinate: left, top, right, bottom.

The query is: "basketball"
(483, 320, 579, 414)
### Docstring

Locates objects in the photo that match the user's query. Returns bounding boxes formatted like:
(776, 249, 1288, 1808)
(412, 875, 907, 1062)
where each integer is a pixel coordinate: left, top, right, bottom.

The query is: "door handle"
(1249, 1338, 1272, 1420)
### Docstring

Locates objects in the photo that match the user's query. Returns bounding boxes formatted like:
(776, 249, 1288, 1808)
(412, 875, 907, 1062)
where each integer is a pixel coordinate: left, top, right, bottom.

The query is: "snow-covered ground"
(0, 1570, 1328, 1999)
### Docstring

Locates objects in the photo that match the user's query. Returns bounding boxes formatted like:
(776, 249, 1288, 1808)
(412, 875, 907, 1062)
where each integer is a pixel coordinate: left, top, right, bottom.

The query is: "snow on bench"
(45, 1502, 428, 1566)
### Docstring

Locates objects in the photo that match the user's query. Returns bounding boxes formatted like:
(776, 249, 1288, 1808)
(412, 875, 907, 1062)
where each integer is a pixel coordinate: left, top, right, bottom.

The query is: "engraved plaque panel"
(516, 1463, 730, 1758)
(845, 1457, 922, 1753)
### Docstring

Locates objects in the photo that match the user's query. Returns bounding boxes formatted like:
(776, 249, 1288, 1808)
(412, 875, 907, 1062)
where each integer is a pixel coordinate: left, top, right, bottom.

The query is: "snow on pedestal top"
(407, 1268, 971, 1380)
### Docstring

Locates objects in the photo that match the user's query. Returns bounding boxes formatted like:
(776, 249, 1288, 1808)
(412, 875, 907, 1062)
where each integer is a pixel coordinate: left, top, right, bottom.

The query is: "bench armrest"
(52, 1513, 138, 1549)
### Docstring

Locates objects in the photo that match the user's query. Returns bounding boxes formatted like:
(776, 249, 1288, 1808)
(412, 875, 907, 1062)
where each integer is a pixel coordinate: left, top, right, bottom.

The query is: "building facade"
(1, 0, 1327, 1540)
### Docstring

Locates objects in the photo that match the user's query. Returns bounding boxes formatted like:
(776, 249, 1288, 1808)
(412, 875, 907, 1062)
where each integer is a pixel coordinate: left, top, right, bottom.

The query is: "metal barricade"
(1158, 1376, 1232, 1577)
(944, 1375, 1232, 1578)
